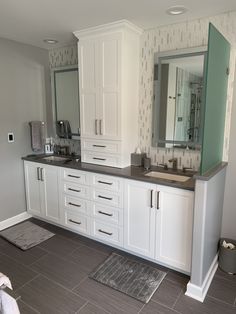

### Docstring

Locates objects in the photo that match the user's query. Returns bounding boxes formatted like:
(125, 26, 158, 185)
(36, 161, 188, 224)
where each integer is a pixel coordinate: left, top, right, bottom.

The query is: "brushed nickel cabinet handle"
(98, 180, 113, 185)
(100, 119, 103, 135)
(150, 190, 154, 208)
(68, 219, 81, 225)
(68, 174, 81, 179)
(68, 188, 81, 193)
(156, 191, 160, 210)
(98, 210, 113, 217)
(98, 195, 113, 201)
(40, 168, 44, 181)
(37, 167, 40, 180)
(95, 119, 98, 135)
(93, 144, 106, 148)
(98, 229, 112, 236)
(93, 157, 106, 161)
(68, 202, 81, 208)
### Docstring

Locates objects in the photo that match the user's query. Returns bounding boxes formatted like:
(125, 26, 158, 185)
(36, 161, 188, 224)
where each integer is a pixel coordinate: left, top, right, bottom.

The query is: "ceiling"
(1, 0, 236, 50)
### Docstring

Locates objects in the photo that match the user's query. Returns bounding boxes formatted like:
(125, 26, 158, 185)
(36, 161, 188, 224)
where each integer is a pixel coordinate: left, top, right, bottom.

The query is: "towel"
(29, 121, 45, 152)
(0, 273, 20, 314)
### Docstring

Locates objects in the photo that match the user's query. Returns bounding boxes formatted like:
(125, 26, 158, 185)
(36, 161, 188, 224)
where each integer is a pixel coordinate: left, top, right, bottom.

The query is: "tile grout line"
(207, 295, 236, 307)
(72, 275, 89, 291)
(137, 303, 146, 313)
(15, 273, 41, 293)
(172, 287, 185, 309)
(151, 299, 182, 314)
(76, 300, 89, 313)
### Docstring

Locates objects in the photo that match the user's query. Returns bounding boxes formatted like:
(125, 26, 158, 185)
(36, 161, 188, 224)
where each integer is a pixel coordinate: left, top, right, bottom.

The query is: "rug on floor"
(0, 221, 55, 250)
(89, 252, 167, 303)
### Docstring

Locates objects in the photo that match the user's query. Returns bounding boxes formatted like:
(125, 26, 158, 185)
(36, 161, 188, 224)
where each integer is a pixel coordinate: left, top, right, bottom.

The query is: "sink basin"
(145, 171, 190, 182)
(42, 156, 70, 162)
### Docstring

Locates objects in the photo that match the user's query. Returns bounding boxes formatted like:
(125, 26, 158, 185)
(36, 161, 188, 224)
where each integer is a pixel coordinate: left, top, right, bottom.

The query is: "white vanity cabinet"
(74, 21, 142, 168)
(124, 179, 194, 272)
(24, 161, 60, 223)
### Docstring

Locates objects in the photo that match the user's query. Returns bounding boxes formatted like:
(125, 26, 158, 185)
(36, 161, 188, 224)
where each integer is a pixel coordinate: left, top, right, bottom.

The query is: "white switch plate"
(8, 133, 14, 143)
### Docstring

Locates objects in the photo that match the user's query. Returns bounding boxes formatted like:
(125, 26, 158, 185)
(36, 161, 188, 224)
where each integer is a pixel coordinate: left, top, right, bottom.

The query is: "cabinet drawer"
(62, 168, 90, 185)
(81, 151, 121, 168)
(63, 182, 90, 199)
(62, 195, 91, 215)
(91, 220, 123, 246)
(92, 203, 123, 226)
(64, 210, 90, 234)
(92, 188, 122, 208)
(81, 138, 121, 154)
(92, 174, 123, 192)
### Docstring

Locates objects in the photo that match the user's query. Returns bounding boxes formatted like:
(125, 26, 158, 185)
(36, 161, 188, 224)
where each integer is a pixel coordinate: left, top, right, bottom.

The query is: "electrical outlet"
(8, 133, 14, 143)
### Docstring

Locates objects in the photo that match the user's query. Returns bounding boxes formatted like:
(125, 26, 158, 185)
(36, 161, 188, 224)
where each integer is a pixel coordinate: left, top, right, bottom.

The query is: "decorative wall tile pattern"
(139, 11, 236, 169)
(49, 44, 78, 68)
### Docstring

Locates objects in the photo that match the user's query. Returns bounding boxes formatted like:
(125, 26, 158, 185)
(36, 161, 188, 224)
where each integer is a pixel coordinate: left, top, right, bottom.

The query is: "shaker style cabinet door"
(40, 165, 60, 224)
(155, 185, 194, 272)
(79, 40, 99, 138)
(24, 162, 60, 223)
(124, 180, 156, 258)
(98, 33, 121, 140)
(24, 162, 42, 217)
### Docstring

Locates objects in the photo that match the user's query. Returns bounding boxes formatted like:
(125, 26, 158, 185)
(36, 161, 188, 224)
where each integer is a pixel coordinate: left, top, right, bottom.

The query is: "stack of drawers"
(59, 167, 124, 247)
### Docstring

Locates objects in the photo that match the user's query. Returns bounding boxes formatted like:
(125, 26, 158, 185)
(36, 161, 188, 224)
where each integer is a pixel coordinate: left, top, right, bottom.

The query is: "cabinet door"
(155, 186, 194, 272)
(124, 180, 156, 258)
(98, 33, 121, 140)
(24, 162, 42, 217)
(40, 165, 60, 223)
(79, 39, 99, 138)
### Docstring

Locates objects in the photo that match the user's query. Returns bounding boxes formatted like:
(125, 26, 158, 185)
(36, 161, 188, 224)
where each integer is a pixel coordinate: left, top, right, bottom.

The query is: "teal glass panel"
(200, 23, 230, 174)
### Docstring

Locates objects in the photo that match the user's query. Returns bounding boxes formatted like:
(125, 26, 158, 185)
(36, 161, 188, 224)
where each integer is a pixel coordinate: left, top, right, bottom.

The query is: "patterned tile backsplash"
(48, 11, 236, 170)
(139, 11, 236, 170)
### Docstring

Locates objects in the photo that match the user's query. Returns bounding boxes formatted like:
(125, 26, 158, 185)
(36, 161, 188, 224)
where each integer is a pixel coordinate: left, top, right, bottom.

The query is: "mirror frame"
(51, 65, 80, 139)
(152, 46, 208, 149)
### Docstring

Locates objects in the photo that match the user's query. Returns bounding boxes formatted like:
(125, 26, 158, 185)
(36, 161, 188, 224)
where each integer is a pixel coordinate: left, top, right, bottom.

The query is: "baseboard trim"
(185, 254, 218, 302)
(0, 212, 32, 231)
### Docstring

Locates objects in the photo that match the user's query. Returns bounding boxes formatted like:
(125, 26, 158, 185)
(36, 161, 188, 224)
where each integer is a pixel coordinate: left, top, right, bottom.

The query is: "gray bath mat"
(0, 221, 55, 250)
(89, 253, 166, 303)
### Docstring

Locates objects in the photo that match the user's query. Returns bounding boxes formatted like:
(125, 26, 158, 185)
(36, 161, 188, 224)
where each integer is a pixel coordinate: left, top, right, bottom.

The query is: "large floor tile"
(69, 245, 109, 273)
(140, 300, 180, 314)
(42, 222, 78, 239)
(165, 270, 190, 287)
(78, 302, 110, 314)
(151, 279, 183, 308)
(39, 234, 80, 257)
(207, 275, 236, 305)
(31, 253, 88, 290)
(74, 278, 143, 314)
(17, 300, 39, 314)
(174, 294, 236, 314)
(18, 275, 86, 314)
(0, 241, 47, 266)
(0, 252, 38, 290)
(72, 235, 114, 254)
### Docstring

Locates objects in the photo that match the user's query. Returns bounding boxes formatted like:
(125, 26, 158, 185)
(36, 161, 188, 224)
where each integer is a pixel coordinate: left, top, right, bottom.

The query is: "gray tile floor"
(0, 218, 235, 314)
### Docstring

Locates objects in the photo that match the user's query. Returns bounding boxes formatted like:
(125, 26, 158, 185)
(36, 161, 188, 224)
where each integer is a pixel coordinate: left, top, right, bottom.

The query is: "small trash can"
(219, 238, 236, 274)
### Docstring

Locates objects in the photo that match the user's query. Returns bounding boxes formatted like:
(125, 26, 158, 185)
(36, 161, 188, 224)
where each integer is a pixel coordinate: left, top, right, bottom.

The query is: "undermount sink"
(145, 171, 191, 182)
(42, 156, 70, 162)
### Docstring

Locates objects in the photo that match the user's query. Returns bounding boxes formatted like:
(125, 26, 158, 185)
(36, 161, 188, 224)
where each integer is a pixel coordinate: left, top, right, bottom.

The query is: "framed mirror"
(51, 65, 80, 139)
(152, 48, 207, 149)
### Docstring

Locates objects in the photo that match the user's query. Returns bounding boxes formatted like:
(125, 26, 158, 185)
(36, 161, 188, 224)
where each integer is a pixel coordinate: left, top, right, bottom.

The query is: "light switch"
(8, 133, 14, 143)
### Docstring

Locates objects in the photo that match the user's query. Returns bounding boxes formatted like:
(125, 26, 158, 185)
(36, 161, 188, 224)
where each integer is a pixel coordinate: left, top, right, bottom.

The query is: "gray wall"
(0, 37, 50, 221)
(222, 65, 236, 240)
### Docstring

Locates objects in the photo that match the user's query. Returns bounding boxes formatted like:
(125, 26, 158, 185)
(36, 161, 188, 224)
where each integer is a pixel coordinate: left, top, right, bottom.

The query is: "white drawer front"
(64, 210, 90, 234)
(92, 203, 123, 226)
(63, 195, 91, 215)
(81, 139, 121, 154)
(92, 188, 122, 208)
(63, 182, 90, 199)
(91, 220, 123, 246)
(62, 168, 90, 185)
(92, 174, 123, 192)
(81, 151, 121, 168)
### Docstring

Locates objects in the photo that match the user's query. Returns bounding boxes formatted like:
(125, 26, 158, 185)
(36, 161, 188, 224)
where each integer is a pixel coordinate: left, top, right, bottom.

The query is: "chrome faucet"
(168, 158, 178, 171)
(158, 163, 168, 170)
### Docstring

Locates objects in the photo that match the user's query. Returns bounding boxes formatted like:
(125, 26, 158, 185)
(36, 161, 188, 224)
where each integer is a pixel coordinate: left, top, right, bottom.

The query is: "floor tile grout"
(76, 300, 89, 313)
(207, 295, 236, 308)
(18, 299, 41, 314)
(151, 299, 183, 314)
(15, 273, 41, 293)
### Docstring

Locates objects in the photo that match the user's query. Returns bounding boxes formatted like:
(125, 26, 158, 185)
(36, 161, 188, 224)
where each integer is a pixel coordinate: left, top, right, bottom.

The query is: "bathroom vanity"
(23, 156, 194, 274)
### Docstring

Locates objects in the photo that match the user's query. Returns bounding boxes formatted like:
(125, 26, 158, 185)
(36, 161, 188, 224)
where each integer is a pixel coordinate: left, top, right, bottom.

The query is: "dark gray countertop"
(22, 154, 196, 191)
(194, 162, 228, 181)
